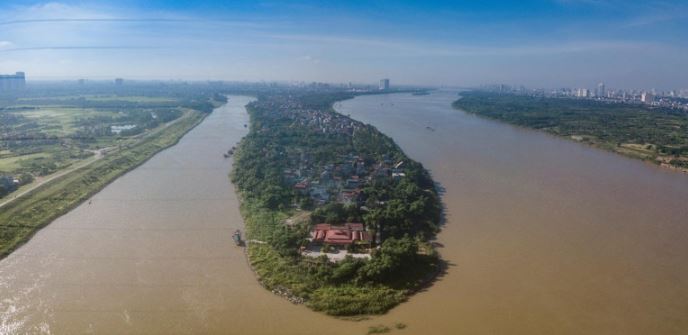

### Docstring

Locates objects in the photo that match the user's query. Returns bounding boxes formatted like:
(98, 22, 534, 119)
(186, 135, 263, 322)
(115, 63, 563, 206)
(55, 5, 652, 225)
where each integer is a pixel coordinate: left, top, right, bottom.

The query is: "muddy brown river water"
(1, 92, 687, 334)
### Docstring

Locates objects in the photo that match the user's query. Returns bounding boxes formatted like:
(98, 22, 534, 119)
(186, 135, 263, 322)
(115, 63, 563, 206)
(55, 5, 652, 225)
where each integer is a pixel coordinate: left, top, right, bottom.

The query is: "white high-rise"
(379, 78, 390, 91)
(576, 88, 589, 98)
(597, 82, 606, 97)
(0, 72, 26, 91)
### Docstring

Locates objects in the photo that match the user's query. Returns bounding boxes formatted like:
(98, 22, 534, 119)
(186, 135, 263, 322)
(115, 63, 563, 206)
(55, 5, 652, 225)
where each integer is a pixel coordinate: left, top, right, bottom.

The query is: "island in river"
(231, 91, 443, 316)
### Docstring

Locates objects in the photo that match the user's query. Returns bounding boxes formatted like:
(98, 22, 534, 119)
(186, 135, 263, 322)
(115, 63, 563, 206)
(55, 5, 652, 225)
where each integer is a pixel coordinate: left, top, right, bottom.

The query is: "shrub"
(307, 285, 406, 315)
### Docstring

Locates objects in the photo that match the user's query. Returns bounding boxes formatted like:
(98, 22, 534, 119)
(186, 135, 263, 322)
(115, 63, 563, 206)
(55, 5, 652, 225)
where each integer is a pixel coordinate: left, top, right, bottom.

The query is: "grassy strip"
(0, 111, 206, 258)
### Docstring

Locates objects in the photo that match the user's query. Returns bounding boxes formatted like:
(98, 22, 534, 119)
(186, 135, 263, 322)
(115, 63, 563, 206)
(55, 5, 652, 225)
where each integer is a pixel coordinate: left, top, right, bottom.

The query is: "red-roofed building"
(310, 223, 371, 245)
(293, 180, 309, 194)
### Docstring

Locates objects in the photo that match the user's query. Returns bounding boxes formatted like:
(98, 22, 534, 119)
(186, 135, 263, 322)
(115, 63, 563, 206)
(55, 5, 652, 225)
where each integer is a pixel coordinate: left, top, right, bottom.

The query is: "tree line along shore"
(453, 91, 688, 173)
(231, 91, 443, 316)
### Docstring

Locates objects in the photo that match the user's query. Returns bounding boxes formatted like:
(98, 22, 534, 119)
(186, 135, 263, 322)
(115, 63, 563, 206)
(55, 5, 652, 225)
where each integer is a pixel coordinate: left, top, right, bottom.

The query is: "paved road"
(0, 149, 105, 209)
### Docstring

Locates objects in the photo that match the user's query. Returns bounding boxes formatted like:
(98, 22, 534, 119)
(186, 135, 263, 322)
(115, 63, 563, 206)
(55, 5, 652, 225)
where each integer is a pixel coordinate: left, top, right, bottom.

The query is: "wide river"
(1, 92, 688, 334)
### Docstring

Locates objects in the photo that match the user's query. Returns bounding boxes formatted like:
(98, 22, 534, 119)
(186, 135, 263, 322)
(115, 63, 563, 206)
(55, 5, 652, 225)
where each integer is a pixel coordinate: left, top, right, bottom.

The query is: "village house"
(293, 179, 309, 195)
(269, 96, 412, 212)
(338, 189, 362, 206)
(392, 172, 406, 180)
(309, 182, 329, 204)
(345, 175, 360, 189)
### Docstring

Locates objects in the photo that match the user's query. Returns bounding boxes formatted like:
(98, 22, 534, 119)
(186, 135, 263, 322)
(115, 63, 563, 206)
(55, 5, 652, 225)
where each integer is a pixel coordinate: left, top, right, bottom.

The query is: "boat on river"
(232, 230, 242, 246)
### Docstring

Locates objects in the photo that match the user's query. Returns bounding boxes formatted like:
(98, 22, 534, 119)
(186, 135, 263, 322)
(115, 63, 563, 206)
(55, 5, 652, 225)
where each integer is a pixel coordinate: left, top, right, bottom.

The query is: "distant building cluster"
(576, 88, 590, 98)
(482, 83, 688, 111)
(0, 72, 26, 91)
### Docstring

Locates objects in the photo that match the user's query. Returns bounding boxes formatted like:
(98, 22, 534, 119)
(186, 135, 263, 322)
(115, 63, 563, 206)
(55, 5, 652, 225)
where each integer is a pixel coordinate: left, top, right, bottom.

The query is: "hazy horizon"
(1, 0, 687, 90)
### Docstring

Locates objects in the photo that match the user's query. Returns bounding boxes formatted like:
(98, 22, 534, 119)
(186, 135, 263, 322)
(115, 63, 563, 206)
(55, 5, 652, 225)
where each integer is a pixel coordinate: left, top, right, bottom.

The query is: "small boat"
(426, 126, 435, 131)
(244, 124, 247, 128)
(232, 230, 242, 246)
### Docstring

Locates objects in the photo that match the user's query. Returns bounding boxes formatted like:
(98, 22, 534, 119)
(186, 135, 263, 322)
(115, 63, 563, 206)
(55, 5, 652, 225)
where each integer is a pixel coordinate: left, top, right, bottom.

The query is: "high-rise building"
(0, 72, 26, 91)
(641, 92, 654, 104)
(576, 88, 589, 98)
(379, 78, 389, 91)
(597, 82, 605, 97)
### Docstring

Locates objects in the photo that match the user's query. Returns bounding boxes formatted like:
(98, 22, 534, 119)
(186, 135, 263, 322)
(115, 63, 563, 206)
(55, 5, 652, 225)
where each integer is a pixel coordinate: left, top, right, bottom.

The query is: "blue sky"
(0, 0, 686, 89)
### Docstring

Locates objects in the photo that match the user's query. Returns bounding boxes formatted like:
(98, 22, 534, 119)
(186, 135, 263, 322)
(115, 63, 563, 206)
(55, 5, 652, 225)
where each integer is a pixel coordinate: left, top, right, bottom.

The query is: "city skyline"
(0, 0, 687, 89)
(4, 70, 688, 99)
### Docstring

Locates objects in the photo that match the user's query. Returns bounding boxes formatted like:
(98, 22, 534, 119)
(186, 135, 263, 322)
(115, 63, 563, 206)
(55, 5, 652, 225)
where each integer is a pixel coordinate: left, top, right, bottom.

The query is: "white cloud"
(623, 12, 688, 27)
(7, 2, 112, 20)
(0, 41, 13, 49)
(0, 2, 117, 48)
(298, 55, 320, 63)
(264, 32, 651, 57)
(552, 0, 616, 7)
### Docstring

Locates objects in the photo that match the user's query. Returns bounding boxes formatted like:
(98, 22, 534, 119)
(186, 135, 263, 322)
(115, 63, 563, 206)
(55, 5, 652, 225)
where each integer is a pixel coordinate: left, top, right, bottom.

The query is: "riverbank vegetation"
(0, 87, 223, 258)
(231, 92, 443, 316)
(453, 91, 688, 172)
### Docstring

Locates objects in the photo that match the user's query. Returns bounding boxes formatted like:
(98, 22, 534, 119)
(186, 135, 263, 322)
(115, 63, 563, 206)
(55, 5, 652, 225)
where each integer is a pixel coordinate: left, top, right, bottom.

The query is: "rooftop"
(311, 223, 371, 245)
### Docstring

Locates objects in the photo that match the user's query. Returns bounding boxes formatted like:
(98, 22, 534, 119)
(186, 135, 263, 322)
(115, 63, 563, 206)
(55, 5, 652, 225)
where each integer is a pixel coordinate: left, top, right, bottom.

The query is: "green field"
(19, 95, 178, 103)
(0, 152, 51, 172)
(15, 107, 119, 135)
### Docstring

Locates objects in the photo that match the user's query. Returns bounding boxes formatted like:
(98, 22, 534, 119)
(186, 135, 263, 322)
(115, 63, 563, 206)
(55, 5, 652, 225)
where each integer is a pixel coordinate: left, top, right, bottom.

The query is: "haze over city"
(1, 0, 687, 89)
